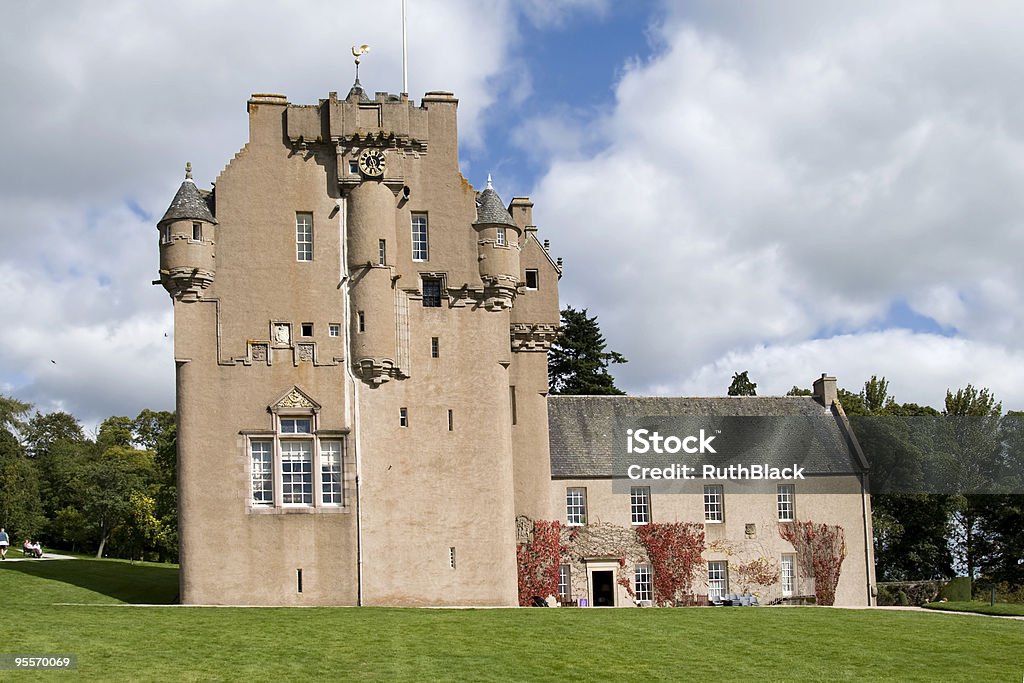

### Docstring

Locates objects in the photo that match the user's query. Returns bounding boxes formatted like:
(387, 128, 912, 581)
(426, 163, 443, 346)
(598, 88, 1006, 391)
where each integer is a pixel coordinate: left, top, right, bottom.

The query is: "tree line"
(0, 396, 176, 561)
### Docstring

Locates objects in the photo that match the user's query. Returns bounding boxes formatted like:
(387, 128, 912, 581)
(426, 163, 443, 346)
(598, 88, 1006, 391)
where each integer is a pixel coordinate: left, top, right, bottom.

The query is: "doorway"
(592, 570, 615, 607)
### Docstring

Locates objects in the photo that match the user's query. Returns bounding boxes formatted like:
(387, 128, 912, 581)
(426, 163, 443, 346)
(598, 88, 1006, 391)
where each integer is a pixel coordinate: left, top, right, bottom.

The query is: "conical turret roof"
(473, 175, 516, 227)
(160, 163, 217, 225)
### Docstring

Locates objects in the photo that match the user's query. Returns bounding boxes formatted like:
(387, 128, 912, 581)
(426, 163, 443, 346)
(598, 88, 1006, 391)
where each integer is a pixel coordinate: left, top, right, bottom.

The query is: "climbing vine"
(778, 521, 847, 606)
(516, 518, 567, 606)
(633, 522, 706, 606)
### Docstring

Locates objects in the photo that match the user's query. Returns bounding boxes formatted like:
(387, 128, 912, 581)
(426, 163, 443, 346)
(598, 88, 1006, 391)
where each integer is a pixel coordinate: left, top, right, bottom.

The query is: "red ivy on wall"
(778, 520, 847, 606)
(516, 520, 566, 606)
(634, 522, 706, 606)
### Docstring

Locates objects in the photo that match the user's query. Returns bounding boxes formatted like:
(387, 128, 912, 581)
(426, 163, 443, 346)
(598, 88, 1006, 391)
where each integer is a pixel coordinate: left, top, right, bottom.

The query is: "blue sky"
(2, 0, 1024, 430)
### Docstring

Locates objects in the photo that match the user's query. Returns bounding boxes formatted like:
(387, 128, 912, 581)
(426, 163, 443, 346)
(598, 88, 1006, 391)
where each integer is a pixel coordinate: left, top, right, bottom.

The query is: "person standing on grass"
(0, 528, 8, 559)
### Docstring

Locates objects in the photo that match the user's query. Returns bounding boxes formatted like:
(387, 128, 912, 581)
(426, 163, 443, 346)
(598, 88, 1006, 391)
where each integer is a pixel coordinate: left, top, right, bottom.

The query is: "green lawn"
(0, 560, 1021, 681)
(923, 600, 1024, 617)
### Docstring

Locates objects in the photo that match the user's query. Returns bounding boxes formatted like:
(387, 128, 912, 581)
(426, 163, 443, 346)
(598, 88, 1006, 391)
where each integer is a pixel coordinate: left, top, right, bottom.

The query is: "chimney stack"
(813, 373, 838, 408)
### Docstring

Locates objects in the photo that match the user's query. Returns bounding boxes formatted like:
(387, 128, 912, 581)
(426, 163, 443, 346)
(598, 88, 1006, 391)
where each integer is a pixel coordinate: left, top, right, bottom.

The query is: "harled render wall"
(174, 89, 561, 606)
(549, 475, 875, 607)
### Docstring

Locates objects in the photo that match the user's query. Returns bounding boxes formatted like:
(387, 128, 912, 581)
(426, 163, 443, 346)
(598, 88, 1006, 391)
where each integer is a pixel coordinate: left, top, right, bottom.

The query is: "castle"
(158, 81, 875, 607)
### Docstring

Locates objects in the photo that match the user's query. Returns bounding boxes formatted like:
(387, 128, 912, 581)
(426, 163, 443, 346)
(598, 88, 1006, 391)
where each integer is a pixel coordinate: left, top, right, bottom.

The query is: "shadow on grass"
(0, 558, 179, 605)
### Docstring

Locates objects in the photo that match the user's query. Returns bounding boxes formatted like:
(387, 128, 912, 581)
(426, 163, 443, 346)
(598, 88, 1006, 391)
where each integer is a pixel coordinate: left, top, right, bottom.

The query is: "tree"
(0, 429, 46, 540)
(943, 385, 1003, 582)
(79, 446, 153, 558)
(0, 395, 31, 435)
(548, 307, 627, 395)
(133, 409, 175, 452)
(22, 411, 85, 458)
(786, 386, 812, 397)
(727, 371, 757, 396)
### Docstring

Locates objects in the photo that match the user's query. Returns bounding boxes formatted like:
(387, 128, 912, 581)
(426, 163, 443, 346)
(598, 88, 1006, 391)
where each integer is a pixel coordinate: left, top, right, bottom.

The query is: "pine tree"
(548, 307, 627, 395)
(727, 371, 757, 396)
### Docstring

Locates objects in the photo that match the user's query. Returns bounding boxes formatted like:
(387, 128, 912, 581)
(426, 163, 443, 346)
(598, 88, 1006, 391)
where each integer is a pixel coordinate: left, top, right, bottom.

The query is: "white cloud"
(526, 2, 1024, 408)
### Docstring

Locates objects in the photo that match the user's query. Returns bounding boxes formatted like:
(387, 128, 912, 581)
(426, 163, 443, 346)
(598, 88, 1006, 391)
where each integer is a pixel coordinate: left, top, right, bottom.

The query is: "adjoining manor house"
(157, 80, 877, 607)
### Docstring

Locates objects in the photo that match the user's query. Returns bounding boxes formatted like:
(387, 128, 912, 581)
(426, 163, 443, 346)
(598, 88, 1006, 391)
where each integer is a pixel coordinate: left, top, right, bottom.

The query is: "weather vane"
(352, 44, 370, 82)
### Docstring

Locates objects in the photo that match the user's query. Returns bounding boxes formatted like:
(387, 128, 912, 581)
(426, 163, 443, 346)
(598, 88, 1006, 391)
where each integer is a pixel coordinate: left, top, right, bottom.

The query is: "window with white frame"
(566, 487, 587, 526)
(777, 484, 795, 521)
(250, 440, 273, 506)
(411, 214, 428, 261)
(631, 486, 651, 525)
(329, 324, 340, 337)
(160, 225, 171, 244)
(634, 564, 653, 604)
(525, 269, 539, 290)
(558, 564, 571, 598)
(704, 485, 724, 522)
(496, 227, 506, 246)
(378, 239, 387, 266)
(708, 561, 728, 601)
(248, 408, 345, 510)
(296, 212, 313, 261)
(781, 554, 795, 597)
(321, 441, 343, 505)
(281, 441, 313, 505)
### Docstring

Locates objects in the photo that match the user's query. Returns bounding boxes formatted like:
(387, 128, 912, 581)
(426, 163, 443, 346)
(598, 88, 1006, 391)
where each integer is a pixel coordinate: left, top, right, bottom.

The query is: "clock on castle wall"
(357, 148, 386, 178)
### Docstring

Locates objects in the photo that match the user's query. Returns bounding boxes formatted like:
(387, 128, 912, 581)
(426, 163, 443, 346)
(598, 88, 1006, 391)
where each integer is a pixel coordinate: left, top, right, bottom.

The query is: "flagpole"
(402, 0, 408, 96)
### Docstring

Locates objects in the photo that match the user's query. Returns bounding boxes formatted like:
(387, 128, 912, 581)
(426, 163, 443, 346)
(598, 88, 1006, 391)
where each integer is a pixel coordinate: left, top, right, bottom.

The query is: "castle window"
(704, 485, 724, 522)
(400, 407, 408, 427)
(708, 561, 728, 602)
(411, 214, 429, 261)
(358, 311, 365, 333)
(495, 227, 506, 246)
(281, 441, 313, 505)
(379, 239, 387, 266)
(250, 440, 273, 506)
(630, 486, 651, 525)
(509, 386, 517, 426)
(558, 564, 571, 599)
(448, 409, 453, 431)
(634, 564, 653, 604)
(422, 278, 442, 308)
(431, 337, 439, 358)
(296, 212, 313, 261)
(301, 323, 313, 337)
(781, 554, 795, 597)
(349, 160, 358, 174)
(525, 269, 539, 290)
(192, 222, 202, 241)
(777, 484, 795, 521)
(566, 487, 587, 526)
(280, 418, 311, 434)
(449, 547, 456, 569)
(329, 324, 340, 337)
(321, 441, 343, 505)
(161, 225, 171, 244)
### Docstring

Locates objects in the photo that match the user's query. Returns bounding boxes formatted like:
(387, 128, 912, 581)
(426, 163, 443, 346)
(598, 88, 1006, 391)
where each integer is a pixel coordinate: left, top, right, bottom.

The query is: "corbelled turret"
(473, 175, 522, 309)
(157, 163, 217, 302)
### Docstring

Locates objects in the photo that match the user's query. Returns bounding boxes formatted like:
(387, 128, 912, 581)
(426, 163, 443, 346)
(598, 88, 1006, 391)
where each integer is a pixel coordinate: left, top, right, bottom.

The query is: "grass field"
(1, 559, 1021, 681)
(923, 600, 1024, 617)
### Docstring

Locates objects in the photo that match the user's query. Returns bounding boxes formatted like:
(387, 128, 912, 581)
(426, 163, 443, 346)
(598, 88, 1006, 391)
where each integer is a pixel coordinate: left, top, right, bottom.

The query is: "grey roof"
(160, 179, 217, 225)
(548, 395, 864, 478)
(474, 188, 516, 227)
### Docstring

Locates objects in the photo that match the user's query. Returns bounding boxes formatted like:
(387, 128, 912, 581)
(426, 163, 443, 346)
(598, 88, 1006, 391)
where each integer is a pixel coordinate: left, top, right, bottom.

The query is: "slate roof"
(548, 395, 865, 478)
(160, 179, 217, 225)
(473, 187, 516, 227)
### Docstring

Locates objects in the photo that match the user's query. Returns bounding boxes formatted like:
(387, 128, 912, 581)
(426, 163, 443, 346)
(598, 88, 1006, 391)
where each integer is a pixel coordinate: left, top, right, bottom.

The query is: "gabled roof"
(548, 395, 864, 478)
(160, 166, 217, 225)
(474, 186, 516, 228)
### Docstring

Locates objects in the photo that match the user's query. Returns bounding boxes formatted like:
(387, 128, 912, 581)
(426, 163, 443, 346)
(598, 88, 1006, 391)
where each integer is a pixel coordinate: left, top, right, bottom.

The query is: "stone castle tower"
(157, 83, 560, 605)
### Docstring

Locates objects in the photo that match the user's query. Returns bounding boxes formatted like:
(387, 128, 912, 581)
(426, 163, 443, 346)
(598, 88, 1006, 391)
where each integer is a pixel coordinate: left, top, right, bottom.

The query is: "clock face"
(357, 148, 386, 177)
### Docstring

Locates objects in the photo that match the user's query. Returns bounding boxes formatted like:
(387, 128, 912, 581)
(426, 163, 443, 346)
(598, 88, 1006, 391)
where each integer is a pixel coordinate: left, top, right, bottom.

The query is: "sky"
(2, 0, 1024, 431)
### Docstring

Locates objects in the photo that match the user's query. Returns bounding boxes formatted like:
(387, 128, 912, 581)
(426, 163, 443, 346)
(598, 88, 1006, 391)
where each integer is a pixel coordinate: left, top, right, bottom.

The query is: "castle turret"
(473, 176, 522, 309)
(157, 163, 217, 302)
